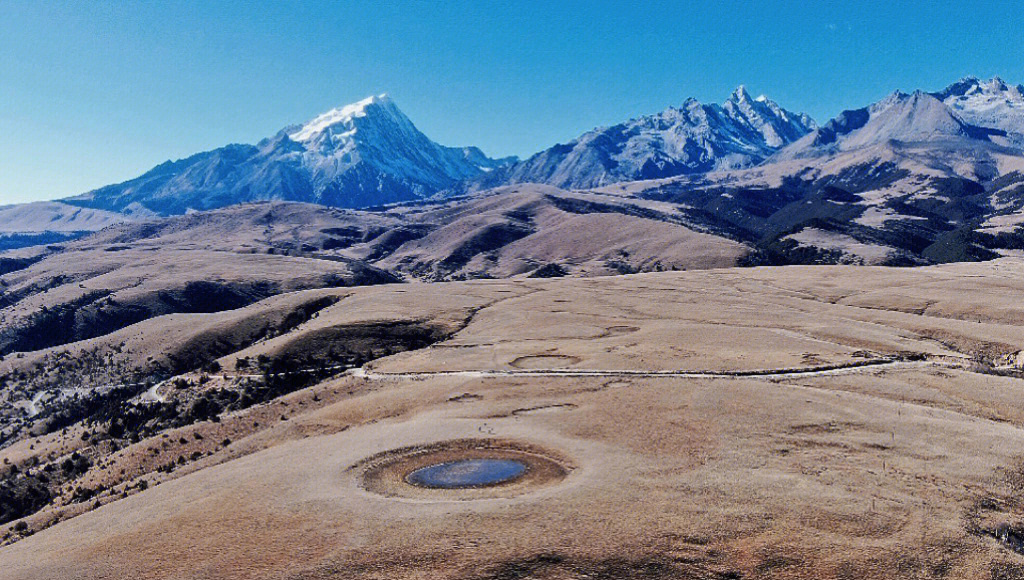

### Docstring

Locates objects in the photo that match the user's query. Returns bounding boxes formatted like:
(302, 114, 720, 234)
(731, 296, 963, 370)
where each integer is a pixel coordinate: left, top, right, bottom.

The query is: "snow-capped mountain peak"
(287, 93, 395, 143)
(932, 76, 1024, 145)
(934, 76, 1024, 101)
(65, 94, 514, 214)
(722, 86, 817, 148)
(730, 85, 754, 103)
(476, 87, 816, 190)
(282, 94, 513, 192)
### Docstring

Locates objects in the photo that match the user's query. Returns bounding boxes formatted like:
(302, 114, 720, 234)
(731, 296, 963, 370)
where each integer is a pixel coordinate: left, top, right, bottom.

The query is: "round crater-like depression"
(406, 458, 527, 488)
(356, 439, 571, 500)
(510, 354, 582, 369)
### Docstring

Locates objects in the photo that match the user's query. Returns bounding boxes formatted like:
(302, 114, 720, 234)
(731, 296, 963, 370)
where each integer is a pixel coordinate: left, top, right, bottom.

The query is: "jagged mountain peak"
(935, 76, 1024, 101)
(472, 88, 816, 190)
(729, 85, 754, 103)
(931, 76, 1024, 145)
(720, 86, 817, 148)
(875, 89, 909, 106)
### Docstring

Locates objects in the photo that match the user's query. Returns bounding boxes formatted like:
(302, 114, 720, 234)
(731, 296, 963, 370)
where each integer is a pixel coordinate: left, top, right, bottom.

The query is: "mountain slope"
(62, 95, 513, 216)
(931, 76, 1024, 149)
(6, 263, 1024, 578)
(0, 188, 747, 363)
(468, 86, 816, 190)
(778, 90, 1003, 159)
(0, 202, 128, 234)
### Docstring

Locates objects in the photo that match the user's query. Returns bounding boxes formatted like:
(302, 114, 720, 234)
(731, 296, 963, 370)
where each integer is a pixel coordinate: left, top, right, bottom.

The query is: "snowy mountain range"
(52, 87, 822, 218)
(469, 86, 817, 190)
(62, 94, 515, 216)
(778, 82, 1021, 160)
(5, 76, 1024, 267)
(932, 76, 1024, 147)
(632, 77, 1024, 266)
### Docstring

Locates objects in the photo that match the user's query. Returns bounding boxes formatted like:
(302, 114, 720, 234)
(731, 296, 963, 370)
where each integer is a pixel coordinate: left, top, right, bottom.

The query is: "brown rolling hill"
(0, 185, 747, 363)
(77, 184, 750, 279)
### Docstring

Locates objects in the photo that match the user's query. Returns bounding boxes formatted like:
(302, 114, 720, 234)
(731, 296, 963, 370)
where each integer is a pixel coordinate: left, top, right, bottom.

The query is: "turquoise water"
(406, 459, 528, 488)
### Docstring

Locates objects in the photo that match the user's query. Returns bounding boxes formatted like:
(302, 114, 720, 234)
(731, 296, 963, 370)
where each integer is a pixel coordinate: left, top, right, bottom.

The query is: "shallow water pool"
(405, 458, 528, 488)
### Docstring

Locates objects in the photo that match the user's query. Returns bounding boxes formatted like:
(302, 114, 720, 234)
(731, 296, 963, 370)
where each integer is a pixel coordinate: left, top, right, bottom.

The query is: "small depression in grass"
(406, 458, 528, 488)
(357, 439, 571, 499)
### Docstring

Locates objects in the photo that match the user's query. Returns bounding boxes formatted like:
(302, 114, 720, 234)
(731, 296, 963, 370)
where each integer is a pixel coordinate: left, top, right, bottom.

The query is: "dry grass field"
(4, 260, 1024, 578)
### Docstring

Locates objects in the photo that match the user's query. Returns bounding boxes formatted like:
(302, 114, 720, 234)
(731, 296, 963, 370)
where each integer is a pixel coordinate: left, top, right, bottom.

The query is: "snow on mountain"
(725, 85, 817, 148)
(932, 76, 1024, 147)
(63, 95, 515, 216)
(471, 87, 817, 190)
(633, 81, 1024, 268)
(0, 201, 137, 250)
(777, 90, 1001, 160)
(287, 95, 384, 143)
(286, 94, 512, 185)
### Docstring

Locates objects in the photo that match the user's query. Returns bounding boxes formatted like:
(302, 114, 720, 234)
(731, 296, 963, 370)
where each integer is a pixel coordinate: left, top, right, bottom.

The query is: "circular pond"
(355, 439, 571, 500)
(406, 458, 528, 488)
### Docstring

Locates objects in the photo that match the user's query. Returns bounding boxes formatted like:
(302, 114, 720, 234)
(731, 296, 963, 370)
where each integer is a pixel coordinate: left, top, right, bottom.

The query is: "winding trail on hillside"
(350, 358, 960, 381)
(1, 357, 986, 417)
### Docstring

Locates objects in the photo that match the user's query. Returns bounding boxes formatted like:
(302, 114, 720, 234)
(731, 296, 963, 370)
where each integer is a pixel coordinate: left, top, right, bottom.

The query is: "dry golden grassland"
(5, 261, 1024, 578)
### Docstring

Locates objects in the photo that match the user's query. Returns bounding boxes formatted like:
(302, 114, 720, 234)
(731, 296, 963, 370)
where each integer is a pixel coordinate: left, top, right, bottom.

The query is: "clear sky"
(2, 0, 1023, 204)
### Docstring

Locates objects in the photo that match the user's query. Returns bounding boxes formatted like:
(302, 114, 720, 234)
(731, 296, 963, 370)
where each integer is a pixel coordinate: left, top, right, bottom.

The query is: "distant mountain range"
(38, 86, 818, 219)
(467, 86, 817, 190)
(631, 76, 1024, 265)
(1, 86, 819, 228)
(4, 76, 1024, 267)
(48, 77, 1024, 219)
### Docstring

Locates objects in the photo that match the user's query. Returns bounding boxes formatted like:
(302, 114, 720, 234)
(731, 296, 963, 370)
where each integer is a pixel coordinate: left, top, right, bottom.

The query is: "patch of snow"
(936, 77, 1024, 145)
(980, 212, 1024, 233)
(854, 206, 926, 227)
(784, 227, 896, 263)
(0, 202, 130, 233)
(288, 94, 390, 143)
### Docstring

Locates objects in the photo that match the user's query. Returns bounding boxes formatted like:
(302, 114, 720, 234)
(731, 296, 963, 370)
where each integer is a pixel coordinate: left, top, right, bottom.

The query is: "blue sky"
(2, 0, 1023, 204)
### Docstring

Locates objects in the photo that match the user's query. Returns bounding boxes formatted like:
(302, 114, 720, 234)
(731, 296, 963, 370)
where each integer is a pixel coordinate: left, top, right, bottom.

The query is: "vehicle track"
(2, 356, 977, 418)
(350, 358, 953, 381)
